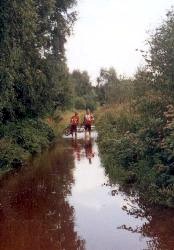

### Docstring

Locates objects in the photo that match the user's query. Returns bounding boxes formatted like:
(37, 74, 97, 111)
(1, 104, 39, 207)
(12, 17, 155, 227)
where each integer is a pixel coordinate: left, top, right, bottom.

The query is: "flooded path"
(0, 131, 173, 250)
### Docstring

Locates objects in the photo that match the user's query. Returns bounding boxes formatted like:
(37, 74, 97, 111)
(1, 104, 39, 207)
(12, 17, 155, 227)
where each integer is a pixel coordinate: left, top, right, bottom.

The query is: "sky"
(65, 0, 174, 82)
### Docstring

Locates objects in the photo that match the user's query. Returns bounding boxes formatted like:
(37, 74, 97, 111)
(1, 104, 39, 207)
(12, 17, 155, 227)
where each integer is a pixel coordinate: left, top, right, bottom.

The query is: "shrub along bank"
(0, 119, 55, 172)
(96, 103, 174, 208)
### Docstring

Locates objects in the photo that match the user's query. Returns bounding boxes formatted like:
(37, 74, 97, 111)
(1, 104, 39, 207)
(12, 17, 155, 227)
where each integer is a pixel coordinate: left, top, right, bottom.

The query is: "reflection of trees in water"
(0, 142, 85, 250)
(115, 185, 174, 250)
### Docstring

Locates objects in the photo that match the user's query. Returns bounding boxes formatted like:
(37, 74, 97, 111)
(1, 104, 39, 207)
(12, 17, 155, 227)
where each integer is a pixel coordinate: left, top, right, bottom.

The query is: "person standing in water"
(84, 109, 94, 137)
(70, 111, 79, 138)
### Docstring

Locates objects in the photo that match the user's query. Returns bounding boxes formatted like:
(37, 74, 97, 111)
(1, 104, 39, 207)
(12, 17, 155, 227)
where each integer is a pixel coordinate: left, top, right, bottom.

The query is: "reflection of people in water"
(71, 138, 81, 161)
(71, 138, 95, 163)
(84, 138, 95, 164)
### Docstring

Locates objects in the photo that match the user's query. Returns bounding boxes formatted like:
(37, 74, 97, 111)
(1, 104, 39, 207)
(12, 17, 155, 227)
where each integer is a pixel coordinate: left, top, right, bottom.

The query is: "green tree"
(71, 70, 92, 96)
(96, 67, 120, 104)
(0, 0, 77, 122)
(71, 70, 97, 110)
(133, 67, 154, 98)
(146, 8, 174, 95)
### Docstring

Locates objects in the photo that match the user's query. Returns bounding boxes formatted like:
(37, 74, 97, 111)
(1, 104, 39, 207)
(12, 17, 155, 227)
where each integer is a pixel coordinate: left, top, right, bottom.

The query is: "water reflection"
(69, 134, 174, 250)
(84, 138, 95, 164)
(0, 141, 85, 250)
(0, 134, 173, 250)
(71, 137, 95, 164)
(113, 186, 174, 250)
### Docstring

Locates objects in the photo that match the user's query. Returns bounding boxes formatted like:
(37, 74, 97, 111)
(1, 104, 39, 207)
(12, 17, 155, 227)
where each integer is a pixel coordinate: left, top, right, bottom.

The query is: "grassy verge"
(96, 103, 174, 208)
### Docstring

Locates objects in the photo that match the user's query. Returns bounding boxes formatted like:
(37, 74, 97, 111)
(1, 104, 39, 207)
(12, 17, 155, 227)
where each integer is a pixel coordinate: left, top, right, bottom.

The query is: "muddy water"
(0, 131, 173, 250)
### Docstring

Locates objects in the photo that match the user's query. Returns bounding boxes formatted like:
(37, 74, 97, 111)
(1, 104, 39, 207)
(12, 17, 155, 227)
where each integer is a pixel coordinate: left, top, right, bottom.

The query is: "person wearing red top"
(70, 112, 79, 137)
(84, 109, 94, 137)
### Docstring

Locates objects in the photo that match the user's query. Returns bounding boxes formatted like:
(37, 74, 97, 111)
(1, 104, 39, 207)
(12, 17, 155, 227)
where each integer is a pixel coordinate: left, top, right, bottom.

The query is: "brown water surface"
(0, 132, 173, 250)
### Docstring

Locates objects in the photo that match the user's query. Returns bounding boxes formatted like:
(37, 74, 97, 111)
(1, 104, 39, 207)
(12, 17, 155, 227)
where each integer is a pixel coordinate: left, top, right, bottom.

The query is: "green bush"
(0, 139, 29, 169)
(85, 100, 97, 111)
(74, 97, 86, 110)
(0, 119, 55, 170)
(96, 102, 174, 207)
(135, 96, 167, 118)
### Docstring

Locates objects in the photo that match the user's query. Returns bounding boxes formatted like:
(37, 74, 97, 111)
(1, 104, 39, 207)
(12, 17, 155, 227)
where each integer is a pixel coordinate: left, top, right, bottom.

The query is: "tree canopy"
(0, 0, 77, 122)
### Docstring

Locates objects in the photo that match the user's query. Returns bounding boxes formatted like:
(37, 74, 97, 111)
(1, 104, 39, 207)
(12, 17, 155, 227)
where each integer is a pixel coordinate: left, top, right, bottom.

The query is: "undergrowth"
(0, 119, 55, 171)
(96, 100, 174, 208)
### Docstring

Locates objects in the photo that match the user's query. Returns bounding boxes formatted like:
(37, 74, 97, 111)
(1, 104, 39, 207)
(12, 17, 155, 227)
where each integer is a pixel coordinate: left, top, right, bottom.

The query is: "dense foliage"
(95, 67, 133, 105)
(96, 8, 174, 207)
(0, 0, 77, 121)
(71, 70, 97, 110)
(0, 0, 77, 170)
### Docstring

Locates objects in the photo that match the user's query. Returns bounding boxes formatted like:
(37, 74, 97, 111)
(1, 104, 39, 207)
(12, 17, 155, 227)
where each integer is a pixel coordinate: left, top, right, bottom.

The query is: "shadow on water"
(0, 131, 173, 250)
